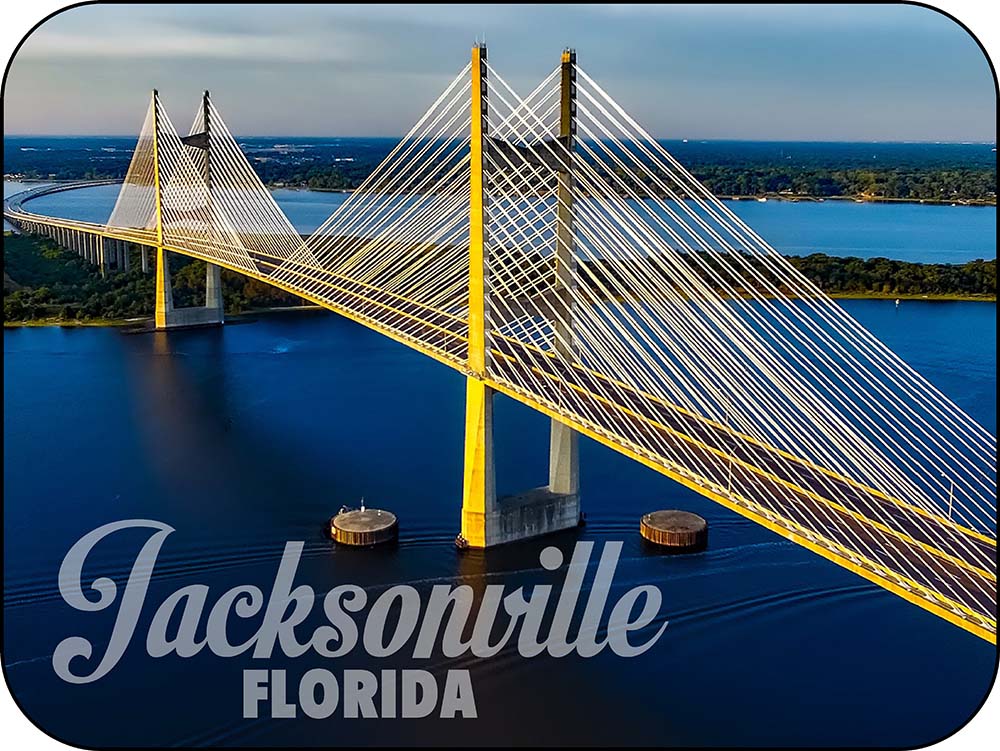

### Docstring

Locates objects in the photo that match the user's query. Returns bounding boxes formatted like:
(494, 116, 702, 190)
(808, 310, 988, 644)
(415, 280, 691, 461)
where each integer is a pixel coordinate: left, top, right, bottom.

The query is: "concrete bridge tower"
(549, 49, 580, 500)
(152, 89, 225, 330)
(459, 46, 582, 548)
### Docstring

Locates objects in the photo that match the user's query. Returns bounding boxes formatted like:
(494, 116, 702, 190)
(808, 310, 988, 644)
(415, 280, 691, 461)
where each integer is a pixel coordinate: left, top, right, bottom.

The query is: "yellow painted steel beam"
(153, 243, 465, 371)
(460, 377, 495, 547)
(461, 44, 495, 548)
(483, 375, 996, 643)
(492, 349, 997, 583)
(468, 44, 487, 377)
(490, 329, 995, 547)
(158, 240, 468, 347)
(164, 236, 470, 334)
(150, 90, 171, 330)
(13, 189, 995, 641)
(18, 212, 999, 556)
(6, 205, 464, 353)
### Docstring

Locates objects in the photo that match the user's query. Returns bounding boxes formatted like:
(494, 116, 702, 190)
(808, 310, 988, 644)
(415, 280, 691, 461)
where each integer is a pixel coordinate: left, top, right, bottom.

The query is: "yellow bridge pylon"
(4, 45, 995, 643)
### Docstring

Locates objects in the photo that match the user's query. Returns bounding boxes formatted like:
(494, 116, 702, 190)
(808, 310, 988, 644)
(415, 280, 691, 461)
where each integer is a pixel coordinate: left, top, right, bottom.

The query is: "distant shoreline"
(271, 184, 997, 207)
(827, 291, 995, 302)
(6, 179, 995, 208)
(4, 294, 994, 330)
(723, 194, 997, 207)
(2, 305, 327, 329)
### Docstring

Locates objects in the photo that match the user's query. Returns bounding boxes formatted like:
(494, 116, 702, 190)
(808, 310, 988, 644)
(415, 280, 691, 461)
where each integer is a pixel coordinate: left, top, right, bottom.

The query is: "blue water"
(5, 180, 996, 263)
(3, 301, 996, 746)
(726, 199, 996, 263)
(3, 179, 998, 745)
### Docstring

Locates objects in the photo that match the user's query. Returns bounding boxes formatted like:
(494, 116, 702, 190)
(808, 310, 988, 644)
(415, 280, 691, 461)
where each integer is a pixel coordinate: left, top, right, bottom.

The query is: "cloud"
(19, 27, 369, 64)
(5, 4, 994, 140)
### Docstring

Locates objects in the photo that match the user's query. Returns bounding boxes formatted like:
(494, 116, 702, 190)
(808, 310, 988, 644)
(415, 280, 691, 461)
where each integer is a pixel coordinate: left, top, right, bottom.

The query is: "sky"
(2, 3, 996, 141)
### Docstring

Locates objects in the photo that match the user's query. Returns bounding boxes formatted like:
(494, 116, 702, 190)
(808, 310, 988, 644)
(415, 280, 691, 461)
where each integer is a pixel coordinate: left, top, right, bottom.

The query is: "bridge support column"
(549, 421, 579, 496)
(206, 262, 224, 322)
(141, 246, 149, 273)
(459, 376, 581, 548)
(122, 241, 130, 271)
(152, 248, 224, 330)
(154, 246, 174, 329)
(148, 88, 223, 330)
(547, 49, 580, 502)
(457, 45, 581, 549)
(98, 236, 107, 277)
(460, 378, 497, 548)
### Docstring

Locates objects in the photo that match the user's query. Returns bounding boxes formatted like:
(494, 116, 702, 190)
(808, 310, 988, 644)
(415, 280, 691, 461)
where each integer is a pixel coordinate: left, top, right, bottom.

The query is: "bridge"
(5, 47, 996, 643)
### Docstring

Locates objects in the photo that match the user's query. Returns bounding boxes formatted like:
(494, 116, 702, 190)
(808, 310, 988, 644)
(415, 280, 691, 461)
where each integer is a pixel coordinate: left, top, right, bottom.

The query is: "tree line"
(3, 233, 302, 323)
(5, 232, 995, 325)
(669, 165, 996, 202)
(7, 136, 996, 203)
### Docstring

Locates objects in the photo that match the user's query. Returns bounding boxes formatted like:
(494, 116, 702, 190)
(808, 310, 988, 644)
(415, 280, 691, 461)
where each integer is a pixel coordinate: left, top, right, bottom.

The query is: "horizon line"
(4, 134, 998, 146)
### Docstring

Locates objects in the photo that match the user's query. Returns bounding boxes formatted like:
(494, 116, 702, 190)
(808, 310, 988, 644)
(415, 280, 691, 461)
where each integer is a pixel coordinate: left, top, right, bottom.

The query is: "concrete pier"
(463, 486, 580, 548)
(330, 508, 398, 546)
(457, 46, 582, 549)
(458, 381, 581, 548)
(151, 89, 225, 330)
(153, 248, 225, 329)
(206, 262, 224, 321)
(641, 510, 708, 552)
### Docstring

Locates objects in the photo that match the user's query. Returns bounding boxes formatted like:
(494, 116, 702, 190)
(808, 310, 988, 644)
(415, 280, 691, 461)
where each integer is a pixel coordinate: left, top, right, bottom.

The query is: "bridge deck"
(489, 337, 996, 632)
(5, 201, 995, 641)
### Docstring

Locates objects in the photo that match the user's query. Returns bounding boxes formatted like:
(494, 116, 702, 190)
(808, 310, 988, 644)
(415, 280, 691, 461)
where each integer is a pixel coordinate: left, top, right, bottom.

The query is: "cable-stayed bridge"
(4, 47, 996, 643)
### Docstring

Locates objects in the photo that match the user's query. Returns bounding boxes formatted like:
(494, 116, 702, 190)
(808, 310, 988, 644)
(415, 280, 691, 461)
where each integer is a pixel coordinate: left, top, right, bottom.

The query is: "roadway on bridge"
(7, 187, 995, 640)
(231, 244, 996, 632)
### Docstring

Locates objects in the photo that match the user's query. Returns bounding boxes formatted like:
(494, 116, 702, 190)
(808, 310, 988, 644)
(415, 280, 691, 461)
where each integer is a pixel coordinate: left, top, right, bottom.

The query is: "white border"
(1, 2, 997, 749)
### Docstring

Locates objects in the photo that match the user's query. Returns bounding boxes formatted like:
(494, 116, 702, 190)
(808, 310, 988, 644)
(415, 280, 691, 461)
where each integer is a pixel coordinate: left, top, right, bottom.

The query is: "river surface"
(3, 183, 998, 747)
